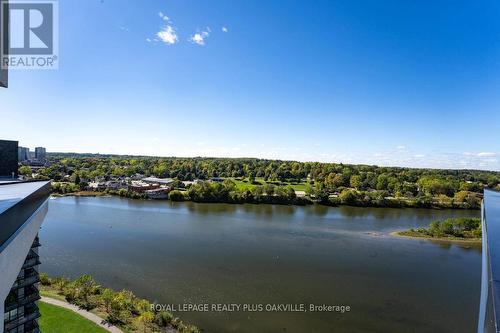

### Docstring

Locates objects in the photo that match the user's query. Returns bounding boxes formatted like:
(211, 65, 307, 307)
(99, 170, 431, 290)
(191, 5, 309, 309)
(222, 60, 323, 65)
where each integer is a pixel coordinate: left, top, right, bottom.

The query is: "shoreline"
(40, 275, 196, 333)
(389, 231, 481, 244)
(52, 191, 111, 198)
(52, 192, 481, 211)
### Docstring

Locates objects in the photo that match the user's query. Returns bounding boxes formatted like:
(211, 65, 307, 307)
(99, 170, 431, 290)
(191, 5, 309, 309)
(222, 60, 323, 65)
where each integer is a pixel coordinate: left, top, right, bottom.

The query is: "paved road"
(40, 296, 124, 333)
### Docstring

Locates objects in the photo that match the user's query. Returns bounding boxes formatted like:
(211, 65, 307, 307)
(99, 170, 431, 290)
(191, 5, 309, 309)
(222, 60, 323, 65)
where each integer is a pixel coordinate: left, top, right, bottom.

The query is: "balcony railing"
(12, 272, 39, 289)
(26, 253, 38, 261)
(22, 257, 41, 270)
(24, 320, 40, 333)
(31, 237, 41, 248)
(4, 310, 40, 331)
(478, 189, 500, 333)
(4, 289, 41, 312)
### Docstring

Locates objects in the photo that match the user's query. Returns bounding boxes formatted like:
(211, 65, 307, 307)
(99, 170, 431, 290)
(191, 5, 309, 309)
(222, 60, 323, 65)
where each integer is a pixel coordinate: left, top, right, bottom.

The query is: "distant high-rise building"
(17, 147, 29, 162)
(0, 140, 18, 179)
(34, 148, 46, 162)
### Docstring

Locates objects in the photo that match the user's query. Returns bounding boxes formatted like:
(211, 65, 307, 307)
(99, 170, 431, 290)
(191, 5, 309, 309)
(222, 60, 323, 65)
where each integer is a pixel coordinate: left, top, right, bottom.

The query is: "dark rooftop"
(0, 181, 51, 250)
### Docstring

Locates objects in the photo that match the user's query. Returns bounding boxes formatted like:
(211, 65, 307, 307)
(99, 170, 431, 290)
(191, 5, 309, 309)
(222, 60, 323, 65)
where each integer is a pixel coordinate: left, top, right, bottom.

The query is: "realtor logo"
(1, 0, 58, 69)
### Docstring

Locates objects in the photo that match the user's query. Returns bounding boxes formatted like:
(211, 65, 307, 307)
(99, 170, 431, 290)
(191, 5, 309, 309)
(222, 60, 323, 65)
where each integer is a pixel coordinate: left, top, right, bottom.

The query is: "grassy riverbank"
(53, 183, 482, 211)
(391, 231, 481, 243)
(39, 274, 199, 333)
(392, 217, 482, 243)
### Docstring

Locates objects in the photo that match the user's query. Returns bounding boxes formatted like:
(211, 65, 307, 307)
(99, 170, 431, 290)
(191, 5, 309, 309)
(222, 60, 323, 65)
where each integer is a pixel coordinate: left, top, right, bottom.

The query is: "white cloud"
(152, 12, 177, 45)
(189, 28, 210, 45)
(157, 25, 178, 45)
(463, 152, 497, 158)
(222, 26, 228, 32)
(158, 12, 169, 21)
(478, 152, 497, 157)
(414, 154, 425, 158)
(396, 145, 406, 150)
(190, 33, 205, 45)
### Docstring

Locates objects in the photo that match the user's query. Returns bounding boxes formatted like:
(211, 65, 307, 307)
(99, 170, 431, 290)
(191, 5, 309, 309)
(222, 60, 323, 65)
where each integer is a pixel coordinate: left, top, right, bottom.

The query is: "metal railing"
(478, 189, 500, 333)
(4, 292, 41, 313)
(11, 272, 39, 289)
(4, 310, 40, 331)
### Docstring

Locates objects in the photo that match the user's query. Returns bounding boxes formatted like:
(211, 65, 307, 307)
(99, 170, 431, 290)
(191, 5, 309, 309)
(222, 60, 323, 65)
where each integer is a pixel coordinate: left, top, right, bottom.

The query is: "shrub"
(52, 277, 70, 291)
(154, 311, 173, 327)
(39, 273, 51, 286)
(339, 189, 359, 205)
(42, 274, 200, 332)
(66, 274, 100, 310)
(411, 217, 481, 239)
(169, 190, 185, 201)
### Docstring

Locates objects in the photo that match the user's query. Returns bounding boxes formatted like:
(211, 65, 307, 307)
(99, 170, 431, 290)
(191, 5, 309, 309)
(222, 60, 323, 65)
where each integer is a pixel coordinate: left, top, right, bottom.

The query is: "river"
(39, 196, 481, 333)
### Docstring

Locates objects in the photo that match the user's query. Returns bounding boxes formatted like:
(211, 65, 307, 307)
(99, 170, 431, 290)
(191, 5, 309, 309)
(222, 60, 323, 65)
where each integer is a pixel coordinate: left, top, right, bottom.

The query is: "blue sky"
(1, 0, 499, 170)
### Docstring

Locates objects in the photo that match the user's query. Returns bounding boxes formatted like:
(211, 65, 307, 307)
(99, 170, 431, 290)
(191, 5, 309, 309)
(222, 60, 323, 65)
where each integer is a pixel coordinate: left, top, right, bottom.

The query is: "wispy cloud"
(478, 152, 497, 157)
(396, 145, 406, 150)
(321, 148, 500, 170)
(189, 27, 210, 45)
(151, 12, 226, 46)
(463, 151, 497, 158)
(159, 12, 170, 22)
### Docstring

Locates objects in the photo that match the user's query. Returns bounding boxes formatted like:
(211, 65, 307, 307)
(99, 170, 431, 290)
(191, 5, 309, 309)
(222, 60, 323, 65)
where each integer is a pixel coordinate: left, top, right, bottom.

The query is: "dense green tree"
(19, 165, 32, 176)
(339, 189, 359, 205)
(350, 175, 362, 189)
(72, 274, 99, 309)
(168, 190, 185, 201)
(42, 153, 499, 209)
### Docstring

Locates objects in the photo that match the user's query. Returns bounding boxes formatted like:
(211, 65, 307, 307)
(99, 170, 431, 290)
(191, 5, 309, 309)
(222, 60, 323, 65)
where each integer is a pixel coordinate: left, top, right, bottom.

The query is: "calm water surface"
(39, 196, 481, 333)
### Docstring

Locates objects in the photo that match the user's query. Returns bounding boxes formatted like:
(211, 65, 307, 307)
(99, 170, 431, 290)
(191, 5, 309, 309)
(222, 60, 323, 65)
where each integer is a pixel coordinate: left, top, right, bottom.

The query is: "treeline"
(51, 179, 483, 209)
(169, 180, 481, 209)
(42, 154, 500, 189)
(39, 274, 199, 333)
(398, 217, 481, 240)
(34, 154, 500, 209)
(173, 180, 308, 205)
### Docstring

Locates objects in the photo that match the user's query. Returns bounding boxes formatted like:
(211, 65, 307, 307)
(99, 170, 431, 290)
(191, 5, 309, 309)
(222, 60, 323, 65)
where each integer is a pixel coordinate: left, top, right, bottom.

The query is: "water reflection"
(40, 197, 481, 333)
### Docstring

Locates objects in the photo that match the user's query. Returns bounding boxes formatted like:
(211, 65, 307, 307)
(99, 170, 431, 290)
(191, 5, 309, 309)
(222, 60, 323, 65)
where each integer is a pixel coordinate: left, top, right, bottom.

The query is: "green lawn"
(40, 289, 66, 301)
(286, 182, 309, 191)
(229, 177, 310, 192)
(39, 301, 109, 333)
(231, 178, 258, 190)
